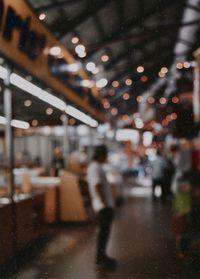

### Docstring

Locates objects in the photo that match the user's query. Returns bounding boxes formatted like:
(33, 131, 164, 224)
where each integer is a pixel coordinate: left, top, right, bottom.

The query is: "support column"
(62, 115, 69, 168)
(3, 67, 14, 197)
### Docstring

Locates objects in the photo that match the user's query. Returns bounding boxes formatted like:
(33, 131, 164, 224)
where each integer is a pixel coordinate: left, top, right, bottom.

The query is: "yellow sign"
(0, 0, 104, 121)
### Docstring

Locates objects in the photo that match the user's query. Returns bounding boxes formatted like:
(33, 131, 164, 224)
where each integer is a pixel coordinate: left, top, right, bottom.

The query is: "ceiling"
(1, 0, 200, 131)
(27, 0, 200, 118)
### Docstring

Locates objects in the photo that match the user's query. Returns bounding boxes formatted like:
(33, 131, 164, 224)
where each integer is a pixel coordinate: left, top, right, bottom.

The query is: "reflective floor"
(2, 180, 200, 279)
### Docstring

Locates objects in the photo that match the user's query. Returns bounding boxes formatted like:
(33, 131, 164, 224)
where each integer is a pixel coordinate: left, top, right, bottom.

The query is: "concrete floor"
(1, 183, 200, 279)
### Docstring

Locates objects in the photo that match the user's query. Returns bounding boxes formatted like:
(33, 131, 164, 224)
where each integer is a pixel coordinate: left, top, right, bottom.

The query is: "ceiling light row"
(0, 66, 98, 128)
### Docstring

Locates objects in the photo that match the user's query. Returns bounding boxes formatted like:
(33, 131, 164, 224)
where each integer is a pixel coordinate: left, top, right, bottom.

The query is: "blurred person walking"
(87, 145, 117, 269)
(151, 149, 167, 201)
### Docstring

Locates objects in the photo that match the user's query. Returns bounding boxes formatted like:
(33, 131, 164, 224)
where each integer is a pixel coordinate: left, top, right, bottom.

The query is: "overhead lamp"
(140, 75, 148, 82)
(92, 67, 99, 74)
(32, 119, 38, 127)
(67, 63, 80, 73)
(46, 108, 53, 115)
(103, 101, 110, 109)
(65, 105, 98, 127)
(147, 96, 155, 104)
(39, 13, 46, 21)
(81, 79, 94, 88)
(96, 78, 108, 88)
(136, 96, 143, 103)
(10, 73, 67, 111)
(183, 61, 190, 69)
(0, 65, 8, 79)
(160, 67, 168, 74)
(11, 119, 30, 129)
(125, 79, 132, 86)
(75, 44, 85, 53)
(159, 97, 167, 105)
(108, 89, 115, 96)
(0, 116, 29, 129)
(86, 62, 96, 72)
(24, 100, 32, 107)
(172, 96, 179, 104)
(123, 93, 130, 100)
(176, 62, 183, 69)
(78, 51, 87, 58)
(49, 46, 62, 56)
(112, 80, 119, 88)
(137, 66, 144, 73)
(158, 71, 165, 78)
(101, 54, 109, 62)
(71, 37, 79, 44)
(111, 108, 118, 116)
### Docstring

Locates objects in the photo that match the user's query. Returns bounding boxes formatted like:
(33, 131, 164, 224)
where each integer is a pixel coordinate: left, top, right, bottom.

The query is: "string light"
(176, 62, 183, 69)
(39, 13, 46, 20)
(24, 100, 32, 107)
(140, 75, 148, 82)
(32, 120, 38, 127)
(137, 96, 143, 103)
(137, 66, 144, 73)
(172, 96, 179, 104)
(101, 54, 109, 62)
(159, 97, 167, 105)
(147, 96, 155, 104)
(125, 79, 133, 86)
(71, 37, 79, 44)
(112, 80, 119, 88)
(123, 93, 130, 100)
(111, 108, 118, 116)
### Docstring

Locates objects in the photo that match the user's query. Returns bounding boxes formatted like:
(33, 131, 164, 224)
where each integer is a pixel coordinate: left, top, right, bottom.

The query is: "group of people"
(151, 142, 200, 259)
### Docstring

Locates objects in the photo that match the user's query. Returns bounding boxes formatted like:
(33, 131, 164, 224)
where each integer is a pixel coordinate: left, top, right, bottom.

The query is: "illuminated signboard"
(0, 0, 104, 121)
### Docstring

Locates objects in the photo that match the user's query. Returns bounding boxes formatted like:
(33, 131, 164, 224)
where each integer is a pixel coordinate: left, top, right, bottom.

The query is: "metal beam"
(85, 0, 185, 57)
(106, 29, 176, 70)
(51, 0, 111, 38)
(107, 39, 176, 88)
(36, 0, 84, 12)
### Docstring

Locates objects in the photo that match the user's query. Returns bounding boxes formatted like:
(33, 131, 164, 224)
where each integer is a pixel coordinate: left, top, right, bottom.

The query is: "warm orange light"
(71, 37, 79, 44)
(147, 96, 155, 104)
(183, 61, 190, 69)
(101, 54, 109, 62)
(158, 72, 165, 78)
(160, 67, 168, 74)
(171, 112, 177, 120)
(125, 79, 133, 86)
(176, 62, 183, 69)
(137, 96, 143, 103)
(103, 101, 110, 109)
(123, 93, 130, 100)
(112, 80, 119, 88)
(111, 108, 118, 116)
(108, 89, 116, 96)
(159, 97, 167, 105)
(69, 118, 76, 125)
(137, 66, 144, 73)
(140, 75, 148, 82)
(32, 120, 38, 127)
(162, 119, 168, 126)
(172, 96, 179, 104)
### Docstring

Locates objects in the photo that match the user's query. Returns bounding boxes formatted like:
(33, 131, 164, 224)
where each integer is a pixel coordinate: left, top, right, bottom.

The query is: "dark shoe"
(96, 256, 117, 269)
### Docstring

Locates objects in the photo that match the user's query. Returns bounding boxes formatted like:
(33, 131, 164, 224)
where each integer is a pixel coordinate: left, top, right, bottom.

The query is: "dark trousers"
(96, 207, 114, 262)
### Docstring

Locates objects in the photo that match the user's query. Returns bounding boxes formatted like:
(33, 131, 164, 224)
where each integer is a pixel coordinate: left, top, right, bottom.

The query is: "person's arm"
(96, 183, 108, 207)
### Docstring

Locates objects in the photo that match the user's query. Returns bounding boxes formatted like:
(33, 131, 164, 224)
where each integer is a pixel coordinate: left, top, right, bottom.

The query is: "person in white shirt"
(151, 149, 167, 200)
(87, 145, 117, 269)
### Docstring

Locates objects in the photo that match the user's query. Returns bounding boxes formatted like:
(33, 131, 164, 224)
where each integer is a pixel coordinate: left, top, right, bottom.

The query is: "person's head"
(54, 147, 62, 158)
(93, 145, 108, 163)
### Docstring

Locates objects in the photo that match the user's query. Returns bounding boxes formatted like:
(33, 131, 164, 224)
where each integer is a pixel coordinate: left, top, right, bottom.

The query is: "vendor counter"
(13, 170, 93, 223)
(0, 192, 45, 265)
